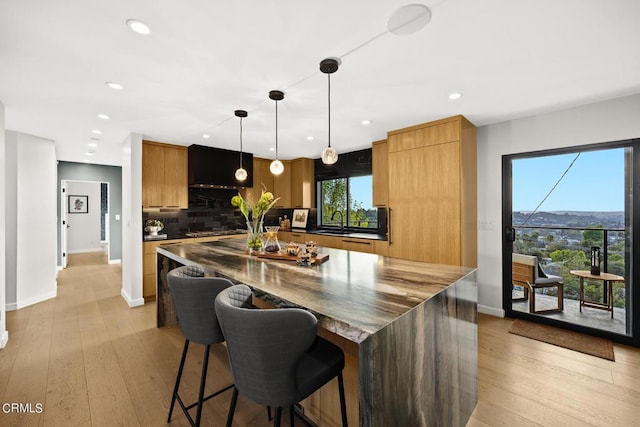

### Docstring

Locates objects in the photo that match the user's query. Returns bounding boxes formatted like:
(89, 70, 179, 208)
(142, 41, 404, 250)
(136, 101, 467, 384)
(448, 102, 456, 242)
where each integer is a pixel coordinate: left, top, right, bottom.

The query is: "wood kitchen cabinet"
(244, 157, 314, 208)
(242, 158, 272, 202)
(372, 139, 388, 207)
(272, 160, 291, 207)
(143, 234, 245, 298)
(291, 157, 315, 208)
(142, 141, 188, 209)
(387, 115, 477, 267)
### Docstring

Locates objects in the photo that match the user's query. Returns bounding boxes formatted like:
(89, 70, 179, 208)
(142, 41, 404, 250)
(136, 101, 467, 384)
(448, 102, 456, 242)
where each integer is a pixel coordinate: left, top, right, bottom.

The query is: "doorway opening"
(61, 180, 110, 268)
(502, 139, 639, 346)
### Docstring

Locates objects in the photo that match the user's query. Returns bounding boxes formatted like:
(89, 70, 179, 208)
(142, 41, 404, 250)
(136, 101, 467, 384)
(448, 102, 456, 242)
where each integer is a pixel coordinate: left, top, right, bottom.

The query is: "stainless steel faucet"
(330, 210, 344, 232)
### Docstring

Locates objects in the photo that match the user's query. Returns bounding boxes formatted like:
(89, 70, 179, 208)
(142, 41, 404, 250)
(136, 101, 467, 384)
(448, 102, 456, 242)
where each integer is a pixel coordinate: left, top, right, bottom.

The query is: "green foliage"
(322, 179, 347, 225)
(582, 225, 604, 248)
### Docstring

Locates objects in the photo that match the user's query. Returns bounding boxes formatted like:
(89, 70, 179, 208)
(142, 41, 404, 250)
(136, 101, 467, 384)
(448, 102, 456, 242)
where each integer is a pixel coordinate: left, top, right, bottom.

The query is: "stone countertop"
(143, 230, 246, 242)
(157, 239, 474, 343)
(306, 229, 388, 241)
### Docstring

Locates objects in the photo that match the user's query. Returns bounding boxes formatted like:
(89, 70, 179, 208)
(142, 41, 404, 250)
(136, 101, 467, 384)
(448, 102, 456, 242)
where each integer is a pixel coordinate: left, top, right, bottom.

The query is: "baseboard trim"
(5, 302, 18, 312)
(120, 288, 144, 308)
(68, 248, 104, 254)
(478, 304, 505, 317)
(108, 259, 122, 265)
(13, 289, 57, 310)
(0, 331, 8, 349)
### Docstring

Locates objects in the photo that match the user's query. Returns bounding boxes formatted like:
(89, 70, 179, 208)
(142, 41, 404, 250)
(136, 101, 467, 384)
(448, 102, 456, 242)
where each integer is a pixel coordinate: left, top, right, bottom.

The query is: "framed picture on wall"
(292, 208, 309, 230)
(68, 195, 88, 213)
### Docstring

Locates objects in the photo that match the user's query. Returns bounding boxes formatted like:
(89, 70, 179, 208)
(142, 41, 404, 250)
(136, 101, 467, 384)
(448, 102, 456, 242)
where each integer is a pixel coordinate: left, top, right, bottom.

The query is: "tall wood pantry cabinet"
(387, 115, 477, 267)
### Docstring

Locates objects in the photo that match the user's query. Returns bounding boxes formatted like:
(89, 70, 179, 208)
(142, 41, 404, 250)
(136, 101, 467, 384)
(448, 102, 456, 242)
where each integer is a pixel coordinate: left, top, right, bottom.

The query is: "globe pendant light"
(234, 110, 248, 182)
(320, 58, 339, 165)
(269, 90, 285, 175)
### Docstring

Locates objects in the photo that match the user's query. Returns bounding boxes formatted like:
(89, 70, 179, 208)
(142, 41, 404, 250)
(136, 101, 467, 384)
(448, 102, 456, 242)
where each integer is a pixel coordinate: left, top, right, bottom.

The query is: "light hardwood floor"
(1, 253, 639, 426)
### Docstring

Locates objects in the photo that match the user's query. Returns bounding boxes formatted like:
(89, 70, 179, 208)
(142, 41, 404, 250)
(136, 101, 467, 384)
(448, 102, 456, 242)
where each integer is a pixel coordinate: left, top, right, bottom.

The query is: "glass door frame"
(502, 138, 639, 347)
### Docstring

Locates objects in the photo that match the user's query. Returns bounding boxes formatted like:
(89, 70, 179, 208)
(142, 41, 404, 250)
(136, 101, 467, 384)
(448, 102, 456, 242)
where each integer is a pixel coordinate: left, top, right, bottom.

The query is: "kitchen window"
(319, 175, 377, 230)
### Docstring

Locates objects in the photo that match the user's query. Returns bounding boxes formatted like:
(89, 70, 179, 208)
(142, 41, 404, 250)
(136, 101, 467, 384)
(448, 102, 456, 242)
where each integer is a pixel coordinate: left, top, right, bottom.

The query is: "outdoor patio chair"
(512, 253, 564, 313)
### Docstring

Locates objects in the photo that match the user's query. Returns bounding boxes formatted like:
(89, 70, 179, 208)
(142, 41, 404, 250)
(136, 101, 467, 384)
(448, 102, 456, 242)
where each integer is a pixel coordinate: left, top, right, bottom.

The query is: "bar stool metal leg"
(338, 372, 348, 427)
(168, 340, 190, 422)
(194, 344, 211, 426)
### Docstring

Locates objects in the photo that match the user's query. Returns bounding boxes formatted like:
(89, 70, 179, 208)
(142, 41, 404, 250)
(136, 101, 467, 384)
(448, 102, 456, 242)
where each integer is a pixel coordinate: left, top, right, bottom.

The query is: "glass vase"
(246, 220, 264, 254)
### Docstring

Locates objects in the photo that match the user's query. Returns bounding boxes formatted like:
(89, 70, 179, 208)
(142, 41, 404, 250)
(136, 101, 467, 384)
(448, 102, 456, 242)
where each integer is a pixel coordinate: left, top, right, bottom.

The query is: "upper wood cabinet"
(273, 160, 291, 208)
(244, 157, 315, 208)
(291, 158, 315, 208)
(243, 158, 272, 203)
(372, 139, 388, 207)
(142, 141, 188, 209)
(387, 115, 477, 267)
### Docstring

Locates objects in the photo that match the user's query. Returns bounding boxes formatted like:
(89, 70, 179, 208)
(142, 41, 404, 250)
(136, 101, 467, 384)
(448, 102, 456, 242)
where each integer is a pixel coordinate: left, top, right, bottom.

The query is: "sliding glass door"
(503, 139, 639, 346)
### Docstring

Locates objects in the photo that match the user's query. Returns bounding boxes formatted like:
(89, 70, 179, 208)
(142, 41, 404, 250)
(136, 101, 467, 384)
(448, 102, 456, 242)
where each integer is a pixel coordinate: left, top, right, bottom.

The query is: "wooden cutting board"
(253, 251, 330, 264)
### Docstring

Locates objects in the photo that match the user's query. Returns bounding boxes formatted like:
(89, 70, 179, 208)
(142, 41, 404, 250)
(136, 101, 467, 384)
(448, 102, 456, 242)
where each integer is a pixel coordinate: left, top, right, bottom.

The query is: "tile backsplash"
(142, 188, 318, 237)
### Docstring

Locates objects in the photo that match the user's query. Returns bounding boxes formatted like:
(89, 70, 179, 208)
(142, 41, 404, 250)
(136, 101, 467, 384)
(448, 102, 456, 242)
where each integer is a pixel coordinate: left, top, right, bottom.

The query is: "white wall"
(121, 133, 144, 307)
(66, 181, 102, 253)
(0, 101, 7, 347)
(477, 94, 640, 316)
(4, 132, 17, 309)
(4, 131, 58, 310)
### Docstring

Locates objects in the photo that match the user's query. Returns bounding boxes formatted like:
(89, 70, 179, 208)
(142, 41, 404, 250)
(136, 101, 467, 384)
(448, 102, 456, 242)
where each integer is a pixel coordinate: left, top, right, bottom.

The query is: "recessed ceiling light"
(362, 119, 372, 125)
(97, 114, 110, 120)
(126, 19, 151, 35)
(91, 130, 102, 135)
(307, 136, 314, 141)
(105, 81, 124, 91)
(202, 133, 210, 139)
(269, 147, 275, 152)
(448, 92, 463, 100)
(88, 142, 98, 148)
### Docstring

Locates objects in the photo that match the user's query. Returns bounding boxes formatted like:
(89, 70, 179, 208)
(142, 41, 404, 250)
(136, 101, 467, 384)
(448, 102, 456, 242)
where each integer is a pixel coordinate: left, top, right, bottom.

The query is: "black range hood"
(188, 144, 253, 188)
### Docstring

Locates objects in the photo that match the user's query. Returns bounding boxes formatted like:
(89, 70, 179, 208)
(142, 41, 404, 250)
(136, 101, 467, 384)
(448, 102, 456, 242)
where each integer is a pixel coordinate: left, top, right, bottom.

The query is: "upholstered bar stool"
(215, 284, 348, 427)
(167, 265, 234, 426)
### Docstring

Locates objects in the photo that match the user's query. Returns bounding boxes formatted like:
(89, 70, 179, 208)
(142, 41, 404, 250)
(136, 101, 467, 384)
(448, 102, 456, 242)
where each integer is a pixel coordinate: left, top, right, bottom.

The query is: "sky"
(512, 147, 625, 212)
(350, 175, 373, 208)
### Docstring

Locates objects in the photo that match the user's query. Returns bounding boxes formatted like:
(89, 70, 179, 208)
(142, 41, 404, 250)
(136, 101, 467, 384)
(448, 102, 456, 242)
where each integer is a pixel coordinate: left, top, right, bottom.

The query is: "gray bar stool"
(215, 284, 348, 427)
(167, 265, 234, 426)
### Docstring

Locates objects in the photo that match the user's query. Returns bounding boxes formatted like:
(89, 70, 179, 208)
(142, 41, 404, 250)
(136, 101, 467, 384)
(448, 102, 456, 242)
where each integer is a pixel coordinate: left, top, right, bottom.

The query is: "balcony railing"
(512, 224, 627, 308)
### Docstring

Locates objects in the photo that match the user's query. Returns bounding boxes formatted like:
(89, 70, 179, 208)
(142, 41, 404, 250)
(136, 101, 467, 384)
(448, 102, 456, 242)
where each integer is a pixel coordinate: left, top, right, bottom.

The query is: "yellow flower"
(231, 195, 241, 207)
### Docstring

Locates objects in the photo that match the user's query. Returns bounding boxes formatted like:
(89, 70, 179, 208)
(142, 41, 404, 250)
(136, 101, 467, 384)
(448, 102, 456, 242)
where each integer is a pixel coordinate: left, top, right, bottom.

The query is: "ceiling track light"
(234, 110, 248, 182)
(320, 58, 339, 165)
(269, 90, 285, 175)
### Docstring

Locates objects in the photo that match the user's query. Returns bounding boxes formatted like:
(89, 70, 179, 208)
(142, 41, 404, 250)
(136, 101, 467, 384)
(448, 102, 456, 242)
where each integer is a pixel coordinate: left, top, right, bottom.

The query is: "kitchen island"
(157, 239, 477, 426)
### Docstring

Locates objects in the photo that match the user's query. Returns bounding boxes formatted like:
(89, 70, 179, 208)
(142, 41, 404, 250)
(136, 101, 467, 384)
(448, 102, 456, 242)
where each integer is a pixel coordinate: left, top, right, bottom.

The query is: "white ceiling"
(1, 0, 639, 166)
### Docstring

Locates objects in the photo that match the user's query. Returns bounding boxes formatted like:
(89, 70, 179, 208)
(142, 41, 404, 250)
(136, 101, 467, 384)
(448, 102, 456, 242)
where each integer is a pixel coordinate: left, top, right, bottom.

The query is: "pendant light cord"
(327, 73, 331, 148)
(239, 117, 243, 169)
(275, 100, 279, 158)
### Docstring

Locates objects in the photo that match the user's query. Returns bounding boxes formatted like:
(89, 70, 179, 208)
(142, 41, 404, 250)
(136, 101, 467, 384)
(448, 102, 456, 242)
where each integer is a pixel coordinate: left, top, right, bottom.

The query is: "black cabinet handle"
(388, 207, 393, 245)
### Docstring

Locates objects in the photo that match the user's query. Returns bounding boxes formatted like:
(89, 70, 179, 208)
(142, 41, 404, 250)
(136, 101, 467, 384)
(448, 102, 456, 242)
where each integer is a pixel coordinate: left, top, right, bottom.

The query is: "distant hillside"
(513, 211, 624, 228)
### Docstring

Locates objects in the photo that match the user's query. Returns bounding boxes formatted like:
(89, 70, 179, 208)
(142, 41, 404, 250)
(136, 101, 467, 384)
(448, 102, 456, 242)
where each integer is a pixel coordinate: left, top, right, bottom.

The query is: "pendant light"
(234, 109, 248, 182)
(320, 58, 339, 165)
(269, 90, 285, 175)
